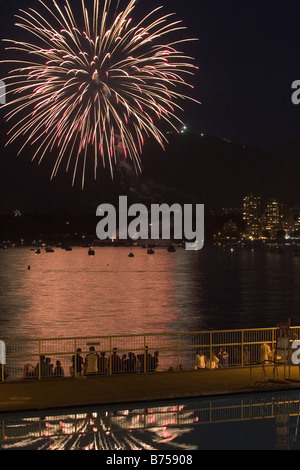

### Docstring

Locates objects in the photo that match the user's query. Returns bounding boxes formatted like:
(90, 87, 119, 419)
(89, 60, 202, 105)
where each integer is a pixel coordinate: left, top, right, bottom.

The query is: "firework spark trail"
(1, 0, 199, 188)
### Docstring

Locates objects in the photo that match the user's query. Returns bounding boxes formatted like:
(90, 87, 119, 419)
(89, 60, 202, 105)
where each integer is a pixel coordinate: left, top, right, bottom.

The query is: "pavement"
(1, 364, 300, 415)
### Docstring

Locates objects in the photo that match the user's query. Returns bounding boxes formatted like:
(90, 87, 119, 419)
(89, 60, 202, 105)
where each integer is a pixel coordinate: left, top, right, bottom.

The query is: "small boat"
(45, 247, 54, 253)
(35, 249, 41, 254)
(128, 252, 134, 257)
(88, 248, 95, 256)
(147, 248, 155, 254)
(64, 246, 72, 251)
(167, 244, 176, 252)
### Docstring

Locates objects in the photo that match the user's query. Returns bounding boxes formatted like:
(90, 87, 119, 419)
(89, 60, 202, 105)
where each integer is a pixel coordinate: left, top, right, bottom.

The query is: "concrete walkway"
(1, 364, 300, 414)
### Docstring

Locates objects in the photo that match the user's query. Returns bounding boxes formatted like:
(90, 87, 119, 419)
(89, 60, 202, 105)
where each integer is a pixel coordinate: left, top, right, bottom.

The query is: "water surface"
(1, 389, 300, 450)
(1, 245, 300, 339)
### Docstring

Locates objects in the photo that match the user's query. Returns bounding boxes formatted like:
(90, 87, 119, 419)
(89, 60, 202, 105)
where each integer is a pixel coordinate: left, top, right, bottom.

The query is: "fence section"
(1, 326, 299, 382)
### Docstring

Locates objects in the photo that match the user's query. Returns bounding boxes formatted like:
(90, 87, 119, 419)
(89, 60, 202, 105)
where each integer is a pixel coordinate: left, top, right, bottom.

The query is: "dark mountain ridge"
(0, 130, 299, 215)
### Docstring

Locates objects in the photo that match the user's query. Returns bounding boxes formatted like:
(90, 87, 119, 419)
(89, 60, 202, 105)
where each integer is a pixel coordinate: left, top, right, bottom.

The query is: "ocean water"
(1, 244, 300, 340)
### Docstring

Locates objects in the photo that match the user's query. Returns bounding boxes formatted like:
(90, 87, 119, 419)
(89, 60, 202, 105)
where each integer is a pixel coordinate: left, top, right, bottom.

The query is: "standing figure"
(109, 348, 122, 374)
(194, 349, 206, 370)
(218, 347, 229, 367)
(98, 352, 108, 374)
(54, 360, 64, 377)
(71, 348, 84, 377)
(85, 346, 99, 375)
(260, 343, 273, 364)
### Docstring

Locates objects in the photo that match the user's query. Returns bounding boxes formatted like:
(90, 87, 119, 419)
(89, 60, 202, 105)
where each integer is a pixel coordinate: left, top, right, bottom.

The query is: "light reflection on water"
(1, 390, 300, 450)
(1, 245, 300, 339)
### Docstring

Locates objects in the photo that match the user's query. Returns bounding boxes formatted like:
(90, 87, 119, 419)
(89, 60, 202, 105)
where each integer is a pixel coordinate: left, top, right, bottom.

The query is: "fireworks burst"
(1, 0, 199, 187)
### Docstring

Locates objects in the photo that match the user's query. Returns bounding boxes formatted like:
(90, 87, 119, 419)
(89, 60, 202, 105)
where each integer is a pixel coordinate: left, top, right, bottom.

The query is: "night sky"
(0, 0, 300, 214)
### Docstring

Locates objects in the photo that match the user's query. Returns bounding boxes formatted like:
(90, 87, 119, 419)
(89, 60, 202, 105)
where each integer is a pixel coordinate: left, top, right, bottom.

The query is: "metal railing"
(1, 326, 299, 383)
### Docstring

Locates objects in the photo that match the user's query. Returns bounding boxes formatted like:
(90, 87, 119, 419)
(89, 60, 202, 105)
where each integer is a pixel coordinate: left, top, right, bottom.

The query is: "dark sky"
(0, 0, 300, 214)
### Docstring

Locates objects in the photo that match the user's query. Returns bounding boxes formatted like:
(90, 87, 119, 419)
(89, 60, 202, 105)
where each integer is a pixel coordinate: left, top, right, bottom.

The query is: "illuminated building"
(242, 195, 262, 237)
(264, 199, 280, 233)
(279, 202, 294, 234)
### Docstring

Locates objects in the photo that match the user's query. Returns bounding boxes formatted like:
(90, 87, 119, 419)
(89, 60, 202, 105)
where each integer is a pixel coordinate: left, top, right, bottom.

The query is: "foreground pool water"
(1, 389, 300, 450)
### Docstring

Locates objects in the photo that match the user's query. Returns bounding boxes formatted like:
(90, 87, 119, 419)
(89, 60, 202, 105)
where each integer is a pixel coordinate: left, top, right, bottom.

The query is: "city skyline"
(242, 195, 298, 238)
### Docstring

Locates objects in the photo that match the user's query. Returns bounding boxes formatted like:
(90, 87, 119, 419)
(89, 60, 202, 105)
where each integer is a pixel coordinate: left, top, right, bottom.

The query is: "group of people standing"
(70, 346, 160, 377)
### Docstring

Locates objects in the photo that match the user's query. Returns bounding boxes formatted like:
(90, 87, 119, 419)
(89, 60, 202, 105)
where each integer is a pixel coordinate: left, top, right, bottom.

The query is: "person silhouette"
(71, 348, 84, 377)
(54, 360, 64, 377)
(110, 347, 122, 374)
(85, 346, 99, 375)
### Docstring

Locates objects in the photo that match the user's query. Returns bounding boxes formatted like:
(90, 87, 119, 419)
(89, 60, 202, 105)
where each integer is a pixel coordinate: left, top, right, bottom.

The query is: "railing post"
(177, 333, 180, 371)
(109, 336, 112, 375)
(241, 330, 244, 367)
(38, 340, 41, 380)
(74, 338, 77, 377)
(210, 331, 213, 364)
(144, 336, 146, 374)
(0, 340, 5, 382)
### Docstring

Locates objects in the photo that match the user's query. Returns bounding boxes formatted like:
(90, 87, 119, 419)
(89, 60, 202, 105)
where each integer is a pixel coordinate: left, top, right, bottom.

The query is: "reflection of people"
(194, 349, 205, 369)
(260, 343, 272, 363)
